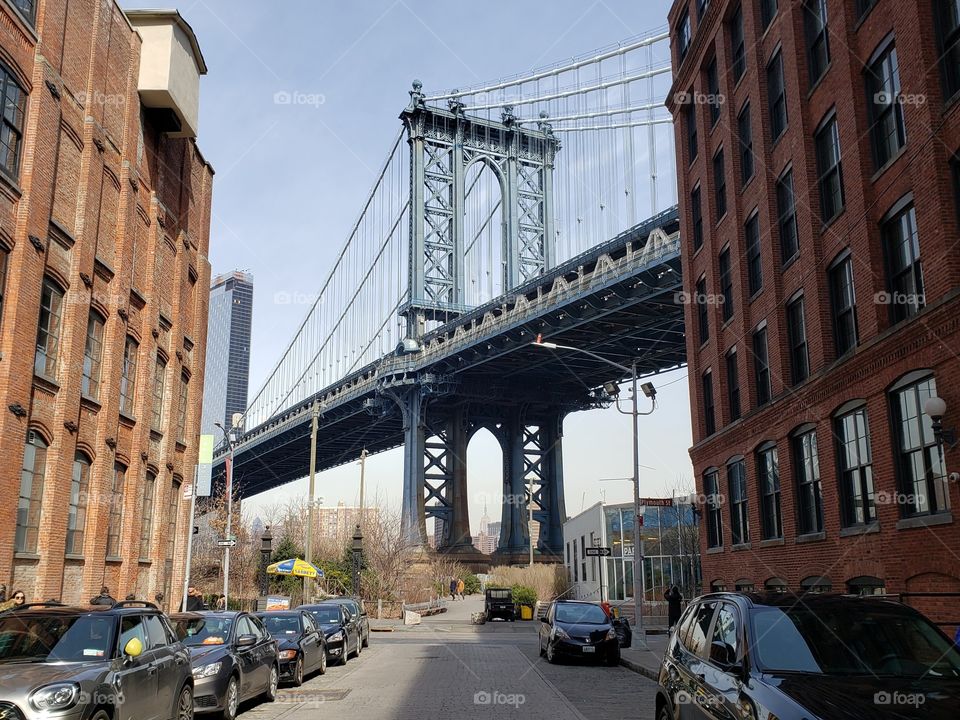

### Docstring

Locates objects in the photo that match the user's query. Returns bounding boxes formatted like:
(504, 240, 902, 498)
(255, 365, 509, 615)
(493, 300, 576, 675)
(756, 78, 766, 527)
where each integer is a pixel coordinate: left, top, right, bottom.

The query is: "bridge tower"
(395, 82, 565, 559)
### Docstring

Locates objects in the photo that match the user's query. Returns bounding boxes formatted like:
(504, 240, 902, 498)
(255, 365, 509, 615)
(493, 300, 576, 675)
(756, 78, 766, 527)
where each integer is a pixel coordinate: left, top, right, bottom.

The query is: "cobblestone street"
(237, 597, 658, 720)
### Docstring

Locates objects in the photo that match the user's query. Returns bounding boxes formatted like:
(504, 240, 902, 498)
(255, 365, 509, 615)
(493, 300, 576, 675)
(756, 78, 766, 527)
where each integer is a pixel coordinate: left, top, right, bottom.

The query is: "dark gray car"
(0, 601, 194, 720)
(169, 612, 278, 720)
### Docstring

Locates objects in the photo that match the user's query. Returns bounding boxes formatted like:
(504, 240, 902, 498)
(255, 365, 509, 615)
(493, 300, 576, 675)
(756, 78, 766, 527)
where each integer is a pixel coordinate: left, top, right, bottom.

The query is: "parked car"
(169, 611, 278, 720)
(538, 600, 620, 665)
(322, 598, 369, 648)
(485, 588, 515, 621)
(655, 592, 960, 720)
(0, 600, 194, 720)
(256, 610, 327, 685)
(298, 603, 360, 665)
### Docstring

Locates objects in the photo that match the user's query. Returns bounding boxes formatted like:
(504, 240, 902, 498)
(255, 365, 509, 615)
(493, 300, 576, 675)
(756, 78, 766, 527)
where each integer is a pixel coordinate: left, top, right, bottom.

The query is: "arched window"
(120, 337, 139, 416)
(67, 452, 91, 555)
(846, 576, 885, 596)
(106, 463, 126, 558)
(139, 471, 157, 560)
(734, 578, 755, 592)
(82, 310, 106, 399)
(800, 575, 832, 593)
(17, 432, 48, 553)
(710, 580, 727, 593)
(34, 278, 65, 379)
(764, 577, 788, 593)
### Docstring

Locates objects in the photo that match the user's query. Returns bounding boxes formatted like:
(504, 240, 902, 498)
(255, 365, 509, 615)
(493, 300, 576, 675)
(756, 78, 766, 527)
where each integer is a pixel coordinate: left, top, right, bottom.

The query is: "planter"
(519, 604, 534, 620)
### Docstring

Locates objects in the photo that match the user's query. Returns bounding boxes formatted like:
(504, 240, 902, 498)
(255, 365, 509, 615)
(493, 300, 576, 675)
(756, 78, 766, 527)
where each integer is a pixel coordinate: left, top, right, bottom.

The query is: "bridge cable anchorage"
(423, 30, 669, 101)
(552, 118, 674, 132)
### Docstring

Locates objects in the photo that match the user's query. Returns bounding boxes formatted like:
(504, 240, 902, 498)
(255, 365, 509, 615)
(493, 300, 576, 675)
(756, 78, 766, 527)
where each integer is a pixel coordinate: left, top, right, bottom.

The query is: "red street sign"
(639, 497, 674, 507)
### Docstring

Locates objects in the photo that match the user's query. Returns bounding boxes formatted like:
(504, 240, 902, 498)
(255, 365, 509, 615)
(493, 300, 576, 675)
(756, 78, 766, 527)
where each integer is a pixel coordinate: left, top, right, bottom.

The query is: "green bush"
(512, 584, 537, 607)
(462, 573, 481, 595)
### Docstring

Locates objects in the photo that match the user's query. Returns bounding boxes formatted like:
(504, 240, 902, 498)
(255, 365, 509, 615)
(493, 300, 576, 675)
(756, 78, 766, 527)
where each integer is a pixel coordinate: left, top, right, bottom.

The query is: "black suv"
(0, 600, 194, 720)
(656, 592, 960, 720)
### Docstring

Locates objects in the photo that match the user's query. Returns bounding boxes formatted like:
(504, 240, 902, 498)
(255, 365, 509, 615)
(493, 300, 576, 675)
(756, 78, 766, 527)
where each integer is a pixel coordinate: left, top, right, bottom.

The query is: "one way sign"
(584, 547, 611, 557)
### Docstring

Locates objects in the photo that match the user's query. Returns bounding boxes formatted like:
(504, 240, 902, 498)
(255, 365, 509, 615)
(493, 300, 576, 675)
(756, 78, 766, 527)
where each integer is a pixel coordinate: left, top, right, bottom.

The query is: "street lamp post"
(215, 415, 241, 610)
(259, 526, 273, 598)
(533, 336, 655, 648)
(351, 525, 364, 597)
(305, 401, 319, 602)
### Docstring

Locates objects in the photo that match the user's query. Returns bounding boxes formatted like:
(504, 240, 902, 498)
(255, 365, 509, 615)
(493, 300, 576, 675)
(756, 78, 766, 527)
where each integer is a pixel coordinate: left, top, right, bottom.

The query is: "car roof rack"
(111, 600, 160, 610)
(10, 601, 66, 611)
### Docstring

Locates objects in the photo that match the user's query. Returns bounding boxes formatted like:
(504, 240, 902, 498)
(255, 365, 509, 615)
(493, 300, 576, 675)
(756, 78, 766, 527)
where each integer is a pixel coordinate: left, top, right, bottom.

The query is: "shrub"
(462, 573, 481, 595)
(512, 584, 537, 607)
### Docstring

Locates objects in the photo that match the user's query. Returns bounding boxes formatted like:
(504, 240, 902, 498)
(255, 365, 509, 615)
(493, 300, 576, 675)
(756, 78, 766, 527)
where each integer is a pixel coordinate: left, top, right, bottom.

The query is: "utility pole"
(305, 401, 319, 601)
(358, 448, 368, 526)
(181, 469, 197, 612)
(216, 416, 241, 610)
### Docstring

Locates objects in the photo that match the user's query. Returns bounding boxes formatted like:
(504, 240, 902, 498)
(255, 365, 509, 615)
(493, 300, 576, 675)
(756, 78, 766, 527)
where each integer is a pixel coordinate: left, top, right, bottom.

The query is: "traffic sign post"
(584, 547, 612, 557)
(217, 539, 237, 548)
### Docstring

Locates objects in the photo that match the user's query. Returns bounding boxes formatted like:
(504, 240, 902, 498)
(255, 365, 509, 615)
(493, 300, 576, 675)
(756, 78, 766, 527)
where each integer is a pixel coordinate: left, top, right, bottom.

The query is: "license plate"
(582, 646, 596, 653)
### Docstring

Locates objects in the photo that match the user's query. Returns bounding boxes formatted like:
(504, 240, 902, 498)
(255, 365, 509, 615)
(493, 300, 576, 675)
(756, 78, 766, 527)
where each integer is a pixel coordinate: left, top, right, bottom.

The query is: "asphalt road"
(236, 596, 658, 720)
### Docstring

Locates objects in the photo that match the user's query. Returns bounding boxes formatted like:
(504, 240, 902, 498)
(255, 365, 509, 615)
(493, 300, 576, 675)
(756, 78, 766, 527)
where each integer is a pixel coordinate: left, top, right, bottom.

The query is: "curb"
(619, 655, 659, 681)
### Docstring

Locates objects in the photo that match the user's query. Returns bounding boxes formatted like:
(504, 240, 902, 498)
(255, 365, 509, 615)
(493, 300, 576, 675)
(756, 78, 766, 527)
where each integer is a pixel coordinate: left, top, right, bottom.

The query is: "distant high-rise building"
(202, 272, 254, 436)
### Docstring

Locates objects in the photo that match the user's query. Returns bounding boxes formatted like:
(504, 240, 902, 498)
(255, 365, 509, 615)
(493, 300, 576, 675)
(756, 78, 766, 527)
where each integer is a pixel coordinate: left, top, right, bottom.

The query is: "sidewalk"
(619, 632, 668, 680)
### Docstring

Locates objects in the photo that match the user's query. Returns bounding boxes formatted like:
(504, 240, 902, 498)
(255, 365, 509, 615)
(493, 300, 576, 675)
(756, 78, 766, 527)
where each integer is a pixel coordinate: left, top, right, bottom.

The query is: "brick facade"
(667, 0, 960, 626)
(0, 0, 213, 610)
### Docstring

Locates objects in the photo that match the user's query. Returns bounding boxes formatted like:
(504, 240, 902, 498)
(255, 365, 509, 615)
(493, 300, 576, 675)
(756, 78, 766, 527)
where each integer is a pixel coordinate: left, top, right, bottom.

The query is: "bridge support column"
(493, 409, 567, 561)
(445, 407, 474, 551)
(400, 390, 428, 547)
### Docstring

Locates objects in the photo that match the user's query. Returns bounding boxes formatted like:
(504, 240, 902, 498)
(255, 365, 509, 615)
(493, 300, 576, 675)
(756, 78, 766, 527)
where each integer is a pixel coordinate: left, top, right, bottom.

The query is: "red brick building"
(667, 0, 960, 624)
(0, 1, 213, 610)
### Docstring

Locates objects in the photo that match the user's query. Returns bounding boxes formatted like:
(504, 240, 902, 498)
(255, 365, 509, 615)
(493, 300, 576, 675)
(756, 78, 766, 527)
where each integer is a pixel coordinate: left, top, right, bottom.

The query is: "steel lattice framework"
(222, 28, 682, 558)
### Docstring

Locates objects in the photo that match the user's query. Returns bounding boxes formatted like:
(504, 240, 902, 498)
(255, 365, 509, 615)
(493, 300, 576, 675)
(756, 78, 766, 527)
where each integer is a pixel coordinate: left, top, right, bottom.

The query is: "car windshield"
(0, 615, 115, 663)
(308, 607, 341, 625)
(555, 604, 608, 625)
(172, 616, 234, 646)
(262, 616, 301, 636)
(751, 605, 960, 678)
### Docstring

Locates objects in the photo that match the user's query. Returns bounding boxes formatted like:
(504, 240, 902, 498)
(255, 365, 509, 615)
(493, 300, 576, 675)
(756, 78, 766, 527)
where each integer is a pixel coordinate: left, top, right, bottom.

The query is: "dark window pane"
(758, 445, 782, 539)
(738, 103, 754, 185)
(728, 460, 749, 544)
(704, 470, 723, 547)
(795, 429, 824, 533)
(696, 276, 710, 345)
(804, 0, 831, 86)
(935, 0, 960, 99)
(703, 371, 716, 436)
(761, 0, 778, 29)
(686, 102, 698, 163)
(753, 327, 771, 405)
(0, 63, 26, 178)
(767, 51, 788, 140)
(678, 12, 692, 61)
(787, 297, 809, 384)
(835, 408, 876, 527)
(882, 203, 924, 322)
(692, 185, 703, 250)
(815, 116, 844, 222)
(719, 247, 733, 321)
(714, 149, 727, 220)
(777, 170, 798, 262)
(726, 349, 740, 422)
(707, 58, 721, 126)
(892, 376, 950, 517)
(866, 44, 905, 169)
(731, 4, 746, 82)
(745, 213, 762, 295)
(829, 256, 858, 356)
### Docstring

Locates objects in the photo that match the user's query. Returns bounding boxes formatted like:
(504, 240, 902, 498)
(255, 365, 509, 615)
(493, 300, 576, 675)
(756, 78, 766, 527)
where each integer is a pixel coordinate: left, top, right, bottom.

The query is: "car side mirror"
(236, 634, 257, 647)
(123, 637, 143, 659)
(540, 617, 550, 625)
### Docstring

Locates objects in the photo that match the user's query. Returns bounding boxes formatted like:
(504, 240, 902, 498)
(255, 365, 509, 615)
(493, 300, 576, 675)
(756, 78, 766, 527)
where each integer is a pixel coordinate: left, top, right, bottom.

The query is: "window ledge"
(731, 542, 752, 552)
(80, 395, 102, 412)
(14, 552, 40, 561)
(138, 559, 153, 565)
(795, 531, 826, 544)
(782, 252, 799, 271)
(64, 553, 85, 561)
(721, 316, 734, 330)
(706, 546, 725, 554)
(0, 168, 23, 203)
(771, 127, 788, 149)
(33, 374, 60, 394)
(853, 3, 878, 30)
(105, 556, 123, 564)
(759, 538, 784, 548)
(820, 206, 847, 234)
(119, 411, 137, 427)
(748, 288, 763, 303)
(870, 146, 906, 183)
(896, 512, 953, 531)
(839, 522, 880, 537)
(740, 173, 756, 194)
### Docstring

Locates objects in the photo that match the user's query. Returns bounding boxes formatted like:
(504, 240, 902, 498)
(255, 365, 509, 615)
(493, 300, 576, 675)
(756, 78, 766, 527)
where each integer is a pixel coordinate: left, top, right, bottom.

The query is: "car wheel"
(545, 642, 557, 664)
(264, 665, 279, 702)
(317, 649, 327, 675)
(362, 631, 369, 648)
(657, 702, 672, 720)
(355, 635, 362, 657)
(293, 656, 304, 687)
(538, 639, 545, 657)
(90, 709, 110, 720)
(605, 651, 620, 667)
(177, 685, 194, 720)
(222, 677, 239, 720)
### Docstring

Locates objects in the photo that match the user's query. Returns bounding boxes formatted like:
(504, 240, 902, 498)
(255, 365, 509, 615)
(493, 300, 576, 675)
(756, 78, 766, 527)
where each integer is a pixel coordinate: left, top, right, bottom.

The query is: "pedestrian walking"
(215, 593, 226, 611)
(186, 586, 204, 611)
(449, 578, 457, 601)
(664, 584, 683, 628)
(456, 578, 465, 599)
(90, 586, 116, 606)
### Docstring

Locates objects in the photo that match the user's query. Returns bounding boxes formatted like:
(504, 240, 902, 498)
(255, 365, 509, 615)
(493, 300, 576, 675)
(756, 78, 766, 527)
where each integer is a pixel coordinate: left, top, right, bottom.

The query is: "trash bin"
(520, 605, 533, 620)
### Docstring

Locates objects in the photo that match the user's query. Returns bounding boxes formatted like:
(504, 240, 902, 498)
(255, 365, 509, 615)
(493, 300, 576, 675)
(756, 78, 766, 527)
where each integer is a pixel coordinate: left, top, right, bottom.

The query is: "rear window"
(261, 615, 301, 636)
(0, 614, 115, 662)
(487, 589, 511, 599)
(750, 604, 960, 677)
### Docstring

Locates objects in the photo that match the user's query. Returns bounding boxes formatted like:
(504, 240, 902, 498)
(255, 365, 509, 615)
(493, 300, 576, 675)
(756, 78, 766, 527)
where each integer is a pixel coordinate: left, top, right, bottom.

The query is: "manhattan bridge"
(215, 27, 687, 563)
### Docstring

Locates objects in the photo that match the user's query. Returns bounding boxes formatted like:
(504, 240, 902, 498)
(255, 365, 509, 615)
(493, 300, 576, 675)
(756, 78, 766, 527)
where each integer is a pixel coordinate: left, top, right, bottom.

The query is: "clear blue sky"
(122, 0, 689, 527)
